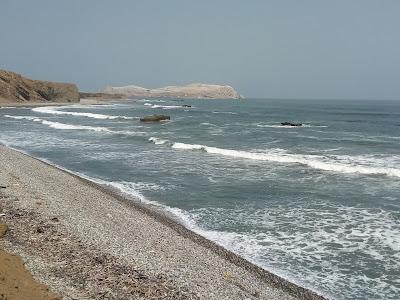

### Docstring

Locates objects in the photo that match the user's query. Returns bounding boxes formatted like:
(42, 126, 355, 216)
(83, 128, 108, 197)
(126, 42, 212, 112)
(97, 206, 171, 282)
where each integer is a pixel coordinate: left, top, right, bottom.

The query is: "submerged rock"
(281, 122, 303, 127)
(140, 114, 170, 122)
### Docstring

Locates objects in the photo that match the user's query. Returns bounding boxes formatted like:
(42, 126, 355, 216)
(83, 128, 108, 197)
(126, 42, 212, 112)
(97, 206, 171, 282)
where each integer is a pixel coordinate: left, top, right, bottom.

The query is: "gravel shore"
(0, 145, 326, 300)
(0, 99, 114, 107)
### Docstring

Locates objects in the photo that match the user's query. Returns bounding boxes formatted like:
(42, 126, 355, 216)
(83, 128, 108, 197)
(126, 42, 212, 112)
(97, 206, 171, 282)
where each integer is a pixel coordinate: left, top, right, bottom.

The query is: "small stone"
(0, 223, 8, 238)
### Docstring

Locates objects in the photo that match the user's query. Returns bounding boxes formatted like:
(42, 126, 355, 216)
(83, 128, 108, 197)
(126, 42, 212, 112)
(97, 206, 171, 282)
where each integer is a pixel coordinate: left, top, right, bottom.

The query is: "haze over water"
(1, 98, 399, 299)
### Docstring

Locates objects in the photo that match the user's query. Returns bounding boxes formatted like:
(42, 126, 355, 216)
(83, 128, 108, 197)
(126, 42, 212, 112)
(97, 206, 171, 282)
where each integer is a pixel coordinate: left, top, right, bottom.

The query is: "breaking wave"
(38, 120, 111, 132)
(4, 115, 37, 120)
(150, 104, 191, 109)
(149, 137, 400, 178)
(4, 115, 144, 135)
(32, 106, 135, 120)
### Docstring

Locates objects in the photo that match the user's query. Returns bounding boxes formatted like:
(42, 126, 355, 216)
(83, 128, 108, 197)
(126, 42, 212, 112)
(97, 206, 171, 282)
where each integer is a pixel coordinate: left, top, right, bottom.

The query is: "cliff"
(101, 83, 241, 99)
(0, 70, 79, 103)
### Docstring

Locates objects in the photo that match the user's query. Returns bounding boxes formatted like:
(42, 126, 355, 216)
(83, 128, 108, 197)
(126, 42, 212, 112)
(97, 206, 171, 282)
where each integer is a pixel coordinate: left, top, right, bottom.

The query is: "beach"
(0, 144, 324, 299)
(0, 99, 113, 107)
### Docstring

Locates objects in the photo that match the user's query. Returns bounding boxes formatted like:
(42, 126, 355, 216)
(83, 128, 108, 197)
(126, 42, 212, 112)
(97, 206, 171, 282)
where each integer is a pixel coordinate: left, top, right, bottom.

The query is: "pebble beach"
(0, 144, 325, 299)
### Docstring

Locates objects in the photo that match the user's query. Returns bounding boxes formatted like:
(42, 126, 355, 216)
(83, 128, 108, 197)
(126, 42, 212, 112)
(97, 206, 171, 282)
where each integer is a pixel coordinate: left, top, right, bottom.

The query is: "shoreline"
(0, 144, 327, 299)
(0, 101, 79, 107)
(0, 98, 124, 107)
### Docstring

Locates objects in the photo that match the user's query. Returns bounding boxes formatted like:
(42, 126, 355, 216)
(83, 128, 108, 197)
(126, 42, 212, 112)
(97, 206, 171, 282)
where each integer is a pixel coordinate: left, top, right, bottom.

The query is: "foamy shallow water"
(1, 98, 400, 299)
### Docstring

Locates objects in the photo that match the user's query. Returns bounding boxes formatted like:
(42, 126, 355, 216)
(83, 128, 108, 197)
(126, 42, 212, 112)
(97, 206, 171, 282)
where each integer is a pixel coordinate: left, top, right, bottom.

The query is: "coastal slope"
(0, 70, 79, 103)
(101, 83, 241, 99)
(0, 145, 324, 300)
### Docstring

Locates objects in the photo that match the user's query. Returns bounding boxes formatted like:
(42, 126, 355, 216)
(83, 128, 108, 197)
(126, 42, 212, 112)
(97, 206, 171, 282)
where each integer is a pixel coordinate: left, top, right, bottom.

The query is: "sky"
(1, 0, 399, 100)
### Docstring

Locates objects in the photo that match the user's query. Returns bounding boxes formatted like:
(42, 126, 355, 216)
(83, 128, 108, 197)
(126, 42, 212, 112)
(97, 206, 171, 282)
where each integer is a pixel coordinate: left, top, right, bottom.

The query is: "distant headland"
(100, 83, 241, 99)
(0, 69, 242, 104)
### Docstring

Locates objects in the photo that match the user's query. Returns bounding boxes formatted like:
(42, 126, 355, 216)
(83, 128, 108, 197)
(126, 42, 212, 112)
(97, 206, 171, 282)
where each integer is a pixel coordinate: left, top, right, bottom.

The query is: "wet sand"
(0, 145, 326, 299)
(0, 247, 61, 300)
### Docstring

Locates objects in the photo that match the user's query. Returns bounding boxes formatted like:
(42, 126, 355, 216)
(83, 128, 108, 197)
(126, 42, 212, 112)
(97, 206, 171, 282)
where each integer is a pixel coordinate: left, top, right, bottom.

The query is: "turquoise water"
(1, 99, 399, 299)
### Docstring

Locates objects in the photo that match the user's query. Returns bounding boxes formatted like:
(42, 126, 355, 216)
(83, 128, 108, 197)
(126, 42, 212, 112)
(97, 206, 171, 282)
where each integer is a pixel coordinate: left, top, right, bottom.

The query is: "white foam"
(4, 115, 38, 120)
(183, 203, 400, 299)
(148, 137, 169, 145)
(172, 142, 204, 150)
(212, 111, 238, 115)
(151, 104, 186, 109)
(137, 99, 165, 103)
(149, 138, 400, 178)
(200, 122, 219, 127)
(38, 119, 111, 132)
(32, 106, 134, 120)
(5, 115, 146, 135)
(256, 124, 328, 128)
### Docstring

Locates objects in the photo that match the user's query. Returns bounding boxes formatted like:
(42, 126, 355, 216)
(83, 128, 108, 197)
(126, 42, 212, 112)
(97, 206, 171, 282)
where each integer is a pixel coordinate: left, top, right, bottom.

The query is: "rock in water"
(140, 114, 171, 122)
(281, 122, 303, 127)
(0, 69, 79, 103)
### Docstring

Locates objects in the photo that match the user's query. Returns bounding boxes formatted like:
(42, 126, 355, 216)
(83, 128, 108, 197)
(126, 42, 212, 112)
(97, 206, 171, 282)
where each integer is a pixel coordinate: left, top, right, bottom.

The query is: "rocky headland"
(101, 83, 241, 99)
(0, 69, 241, 104)
(0, 70, 79, 103)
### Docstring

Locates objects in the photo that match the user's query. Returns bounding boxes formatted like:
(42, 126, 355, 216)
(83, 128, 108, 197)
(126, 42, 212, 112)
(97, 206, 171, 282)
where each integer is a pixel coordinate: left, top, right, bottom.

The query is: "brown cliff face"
(0, 70, 79, 103)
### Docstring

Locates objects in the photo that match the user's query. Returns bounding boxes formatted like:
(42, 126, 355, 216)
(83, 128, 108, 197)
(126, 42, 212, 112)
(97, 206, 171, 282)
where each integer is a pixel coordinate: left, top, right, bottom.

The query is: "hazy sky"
(1, 0, 399, 99)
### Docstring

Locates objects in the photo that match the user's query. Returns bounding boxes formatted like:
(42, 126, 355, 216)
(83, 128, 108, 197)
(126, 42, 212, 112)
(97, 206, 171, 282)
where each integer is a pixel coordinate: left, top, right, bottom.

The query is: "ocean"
(1, 98, 399, 299)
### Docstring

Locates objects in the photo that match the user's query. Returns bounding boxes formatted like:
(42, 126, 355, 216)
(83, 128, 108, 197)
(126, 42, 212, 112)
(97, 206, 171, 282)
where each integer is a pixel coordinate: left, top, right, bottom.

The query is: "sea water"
(1, 99, 399, 299)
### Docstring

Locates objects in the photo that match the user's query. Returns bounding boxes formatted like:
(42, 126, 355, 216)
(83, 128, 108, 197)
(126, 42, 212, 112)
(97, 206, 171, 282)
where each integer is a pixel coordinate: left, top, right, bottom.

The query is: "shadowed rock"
(140, 114, 171, 122)
(281, 122, 303, 127)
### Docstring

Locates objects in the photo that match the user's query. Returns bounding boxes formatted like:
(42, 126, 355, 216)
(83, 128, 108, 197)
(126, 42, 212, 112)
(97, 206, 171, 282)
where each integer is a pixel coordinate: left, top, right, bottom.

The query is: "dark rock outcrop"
(281, 122, 303, 127)
(140, 114, 171, 122)
(0, 70, 79, 103)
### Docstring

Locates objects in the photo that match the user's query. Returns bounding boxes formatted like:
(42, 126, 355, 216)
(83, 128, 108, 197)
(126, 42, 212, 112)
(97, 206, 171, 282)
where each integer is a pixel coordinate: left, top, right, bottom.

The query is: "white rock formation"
(101, 83, 240, 99)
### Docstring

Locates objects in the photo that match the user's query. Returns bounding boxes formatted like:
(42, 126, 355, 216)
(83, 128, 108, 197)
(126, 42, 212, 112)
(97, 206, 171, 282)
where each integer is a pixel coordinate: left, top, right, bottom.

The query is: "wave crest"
(5, 115, 147, 135)
(32, 106, 134, 120)
(149, 138, 400, 178)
